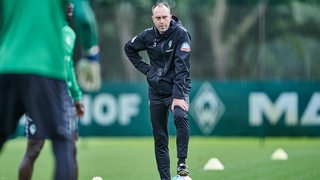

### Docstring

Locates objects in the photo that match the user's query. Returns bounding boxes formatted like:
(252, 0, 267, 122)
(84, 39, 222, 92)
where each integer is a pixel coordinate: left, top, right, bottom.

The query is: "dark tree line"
(80, 0, 320, 81)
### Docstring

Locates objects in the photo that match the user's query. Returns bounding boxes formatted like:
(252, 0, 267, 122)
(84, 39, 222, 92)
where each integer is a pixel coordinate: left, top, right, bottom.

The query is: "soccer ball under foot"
(172, 175, 192, 180)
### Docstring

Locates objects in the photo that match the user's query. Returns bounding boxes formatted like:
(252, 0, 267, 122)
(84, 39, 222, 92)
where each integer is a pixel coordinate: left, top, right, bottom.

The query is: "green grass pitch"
(0, 137, 319, 180)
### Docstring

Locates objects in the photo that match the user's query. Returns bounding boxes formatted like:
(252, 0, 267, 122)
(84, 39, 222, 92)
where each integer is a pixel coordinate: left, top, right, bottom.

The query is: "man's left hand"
(171, 98, 189, 112)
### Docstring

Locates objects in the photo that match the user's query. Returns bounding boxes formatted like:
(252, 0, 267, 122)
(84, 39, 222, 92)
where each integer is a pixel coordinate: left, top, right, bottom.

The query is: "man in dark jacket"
(124, 2, 191, 180)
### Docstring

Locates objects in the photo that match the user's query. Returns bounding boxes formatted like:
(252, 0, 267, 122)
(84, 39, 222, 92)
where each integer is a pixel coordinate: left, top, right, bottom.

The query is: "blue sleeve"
(173, 29, 191, 99)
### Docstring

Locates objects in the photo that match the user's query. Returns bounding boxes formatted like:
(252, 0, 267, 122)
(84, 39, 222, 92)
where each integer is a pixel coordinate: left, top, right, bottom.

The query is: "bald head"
(152, 2, 171, 14)
(151, 2, 172, 34)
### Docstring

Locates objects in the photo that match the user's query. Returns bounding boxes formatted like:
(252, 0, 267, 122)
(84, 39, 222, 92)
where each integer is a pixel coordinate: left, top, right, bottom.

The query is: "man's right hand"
(74, 100, 85, 118)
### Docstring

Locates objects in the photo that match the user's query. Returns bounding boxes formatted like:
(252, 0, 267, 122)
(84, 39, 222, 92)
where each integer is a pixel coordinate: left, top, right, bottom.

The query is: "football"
(172, 175, 192, 180)
(92, 176, 103, 180)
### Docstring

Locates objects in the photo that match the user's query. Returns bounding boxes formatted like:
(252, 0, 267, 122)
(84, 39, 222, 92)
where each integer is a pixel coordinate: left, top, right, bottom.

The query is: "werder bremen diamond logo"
(191, 82, 225, 135)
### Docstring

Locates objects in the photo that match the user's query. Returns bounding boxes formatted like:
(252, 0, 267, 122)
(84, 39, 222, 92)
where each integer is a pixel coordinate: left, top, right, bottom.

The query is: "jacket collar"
(153, 15, 181, 37)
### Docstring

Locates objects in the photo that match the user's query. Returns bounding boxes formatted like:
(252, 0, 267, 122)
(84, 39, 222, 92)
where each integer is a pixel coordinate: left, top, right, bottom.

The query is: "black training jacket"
(124, 16, 191, 99)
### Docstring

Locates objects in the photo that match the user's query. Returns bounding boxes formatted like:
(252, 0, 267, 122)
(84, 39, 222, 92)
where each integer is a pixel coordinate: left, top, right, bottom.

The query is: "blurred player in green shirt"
(0, 1, 76, 179)
(74, 0, 102, 92)
(18, 3, 85, 180)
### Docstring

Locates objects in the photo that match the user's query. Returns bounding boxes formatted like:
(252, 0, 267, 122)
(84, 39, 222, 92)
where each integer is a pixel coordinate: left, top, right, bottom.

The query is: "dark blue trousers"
(148, 89, 190, 180)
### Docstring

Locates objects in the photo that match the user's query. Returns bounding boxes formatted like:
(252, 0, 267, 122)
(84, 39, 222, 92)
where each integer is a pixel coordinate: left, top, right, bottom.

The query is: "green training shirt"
(0, 0, 70, 80)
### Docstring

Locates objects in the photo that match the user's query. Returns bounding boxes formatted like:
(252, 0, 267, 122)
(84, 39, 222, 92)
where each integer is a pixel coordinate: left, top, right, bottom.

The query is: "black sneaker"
(177, 163, 189, 176)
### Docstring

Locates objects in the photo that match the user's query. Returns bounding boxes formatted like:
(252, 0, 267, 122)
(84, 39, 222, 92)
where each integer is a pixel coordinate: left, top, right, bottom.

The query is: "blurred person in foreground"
(18, 3, 85, 180)
(124, 1, 192, 180)
(0, 1, 76, 179)
(74, 0, 102, 92)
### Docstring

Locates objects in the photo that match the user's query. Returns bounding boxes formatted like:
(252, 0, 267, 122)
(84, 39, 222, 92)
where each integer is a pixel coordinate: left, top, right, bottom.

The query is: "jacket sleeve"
(67, 59, 82, 101)
(63, 25, 82, 101)
(124, 32, 150, 75)
(173, 29, 191, 99)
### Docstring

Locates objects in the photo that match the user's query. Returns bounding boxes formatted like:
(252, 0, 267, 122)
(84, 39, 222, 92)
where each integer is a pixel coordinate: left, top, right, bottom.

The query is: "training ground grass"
(0, 137, 319, 180)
